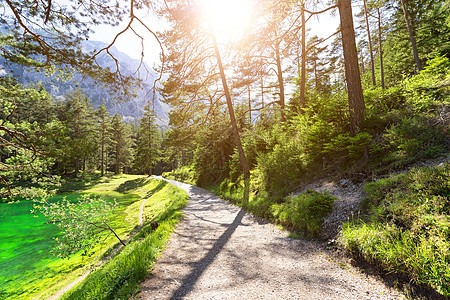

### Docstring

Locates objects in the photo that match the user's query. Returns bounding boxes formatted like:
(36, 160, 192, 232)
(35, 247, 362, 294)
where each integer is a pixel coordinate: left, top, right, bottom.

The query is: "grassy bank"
(338, 163, 449, 297)
(0, 174, 187, 299)
(60, 178, 188, 299)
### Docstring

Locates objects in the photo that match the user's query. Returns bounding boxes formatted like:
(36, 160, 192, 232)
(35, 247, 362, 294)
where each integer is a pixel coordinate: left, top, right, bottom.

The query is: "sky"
(90, 9, 164, 67)
(90, 2, 341, 66)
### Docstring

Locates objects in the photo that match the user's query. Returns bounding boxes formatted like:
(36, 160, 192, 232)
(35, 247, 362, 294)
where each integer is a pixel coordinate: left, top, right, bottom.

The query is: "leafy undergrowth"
(338, 163, 449, 297)
(60, 178, 188, 300)
(210, 178, 334, 238)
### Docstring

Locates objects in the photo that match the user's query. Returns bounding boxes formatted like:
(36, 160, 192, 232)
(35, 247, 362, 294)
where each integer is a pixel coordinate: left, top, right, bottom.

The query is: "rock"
(151, 221, 159, 231)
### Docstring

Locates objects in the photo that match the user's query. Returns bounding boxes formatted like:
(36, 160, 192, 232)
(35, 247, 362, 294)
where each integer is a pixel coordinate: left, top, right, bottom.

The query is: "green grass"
(0, 174, 187, 299)
(338, 163, 450, 296)
(271, 190, 335, 237)
(61, 178, 188, 300)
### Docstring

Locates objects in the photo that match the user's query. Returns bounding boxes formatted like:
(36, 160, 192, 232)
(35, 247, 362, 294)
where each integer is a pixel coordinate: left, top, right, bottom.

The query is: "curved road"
(136, 177, 402, 299)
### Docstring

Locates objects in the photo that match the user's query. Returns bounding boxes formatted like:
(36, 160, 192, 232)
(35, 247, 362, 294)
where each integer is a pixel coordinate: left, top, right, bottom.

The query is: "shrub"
(404, 55, 450, 113)
(272, 190, 335, 237)
(255, 141, 306, 196)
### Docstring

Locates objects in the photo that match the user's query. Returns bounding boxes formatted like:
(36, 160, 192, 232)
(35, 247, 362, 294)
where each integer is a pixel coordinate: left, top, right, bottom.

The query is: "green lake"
(0, 194, 87, 299)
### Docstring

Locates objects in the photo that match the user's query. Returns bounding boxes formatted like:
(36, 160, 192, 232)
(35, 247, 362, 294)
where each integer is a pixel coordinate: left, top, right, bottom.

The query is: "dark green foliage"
(0, 78, 61, 197)
(383, 116, 447, 162)
(383, 0, 450, 85)
(249, 91, 370, 196)
(366, 56, 450, 172)
(109, 114, 134, 174)
(192, 117, 235, 187)
(272, 190, 335, 237)
(340, 163, 450, 296)
(255, 139, 305, 196)
(55, 88, 98, 177)
(133, 105, 161, 175)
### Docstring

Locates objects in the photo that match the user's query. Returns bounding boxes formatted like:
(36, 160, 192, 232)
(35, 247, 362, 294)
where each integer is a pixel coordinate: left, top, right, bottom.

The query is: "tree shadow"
(58, 173, 107, 193)
(145, 180, 168, 196)
(169, 209, 246, 299)
(115, 177, 153, 193)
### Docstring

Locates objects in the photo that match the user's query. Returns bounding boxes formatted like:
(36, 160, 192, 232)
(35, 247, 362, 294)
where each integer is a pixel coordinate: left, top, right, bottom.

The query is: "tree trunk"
(300, 1, 307, 107)
(105, 150, 108, 176)
(260, 77, 264, 109)
(275, 36, 286, 122)
(101, 129, 104, 176)
(400, 0, 422, 72)
(115, 144, 120, 174)
(297, 37, 301, 76)
(248, 85, 252, 123)
(339, 0, 365, 135)
(363, 0, 376, 87)
(75, 159, 79, 178)
(213, 38, 250, 206)
(314, 59, 318, 90)
(377, 7, 385, 89)
(148, 119, 153, 176)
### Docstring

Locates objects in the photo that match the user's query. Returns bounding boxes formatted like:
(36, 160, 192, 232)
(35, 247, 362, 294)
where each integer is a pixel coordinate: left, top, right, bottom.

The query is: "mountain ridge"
(0, 39, 170, 128)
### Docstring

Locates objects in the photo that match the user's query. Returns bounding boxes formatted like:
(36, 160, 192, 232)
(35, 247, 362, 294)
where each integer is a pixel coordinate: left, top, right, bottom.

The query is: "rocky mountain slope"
(0, 40, 170, 128)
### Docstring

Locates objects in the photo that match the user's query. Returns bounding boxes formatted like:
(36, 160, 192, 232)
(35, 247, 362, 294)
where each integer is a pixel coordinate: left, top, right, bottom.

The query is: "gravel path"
(139, 189, 150, 226)
(136, 178, 404, 300)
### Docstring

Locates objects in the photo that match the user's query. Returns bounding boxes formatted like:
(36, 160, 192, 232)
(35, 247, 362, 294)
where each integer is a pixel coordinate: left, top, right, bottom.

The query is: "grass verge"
(60, 178, 188, 300)
(338, 163, 449, 297)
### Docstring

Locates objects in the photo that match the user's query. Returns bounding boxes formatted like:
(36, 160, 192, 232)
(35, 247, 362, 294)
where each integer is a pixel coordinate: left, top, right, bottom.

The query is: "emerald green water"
(0, 194, 80, 299)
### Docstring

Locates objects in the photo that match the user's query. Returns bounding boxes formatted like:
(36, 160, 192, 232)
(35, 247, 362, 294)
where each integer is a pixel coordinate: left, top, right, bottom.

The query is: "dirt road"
(136, 178, 403, 299)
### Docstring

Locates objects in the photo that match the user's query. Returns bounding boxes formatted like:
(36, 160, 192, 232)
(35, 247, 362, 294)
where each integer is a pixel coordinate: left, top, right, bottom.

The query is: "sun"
(199, 0, 255, 42)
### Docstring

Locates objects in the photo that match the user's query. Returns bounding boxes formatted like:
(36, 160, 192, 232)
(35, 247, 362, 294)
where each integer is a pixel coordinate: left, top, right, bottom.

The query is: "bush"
(255, 141, 306, 196)
(272, 190, 335, 237)
(404, 55, 450, 113)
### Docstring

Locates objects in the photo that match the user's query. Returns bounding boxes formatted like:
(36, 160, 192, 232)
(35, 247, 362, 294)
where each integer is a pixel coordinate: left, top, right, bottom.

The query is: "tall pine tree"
(133, 104, 161, 176)
(109, 114, 134, 175)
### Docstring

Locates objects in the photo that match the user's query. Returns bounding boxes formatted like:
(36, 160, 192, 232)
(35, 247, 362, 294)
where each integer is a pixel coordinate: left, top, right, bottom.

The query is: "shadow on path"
(169, 209, 246, 299)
